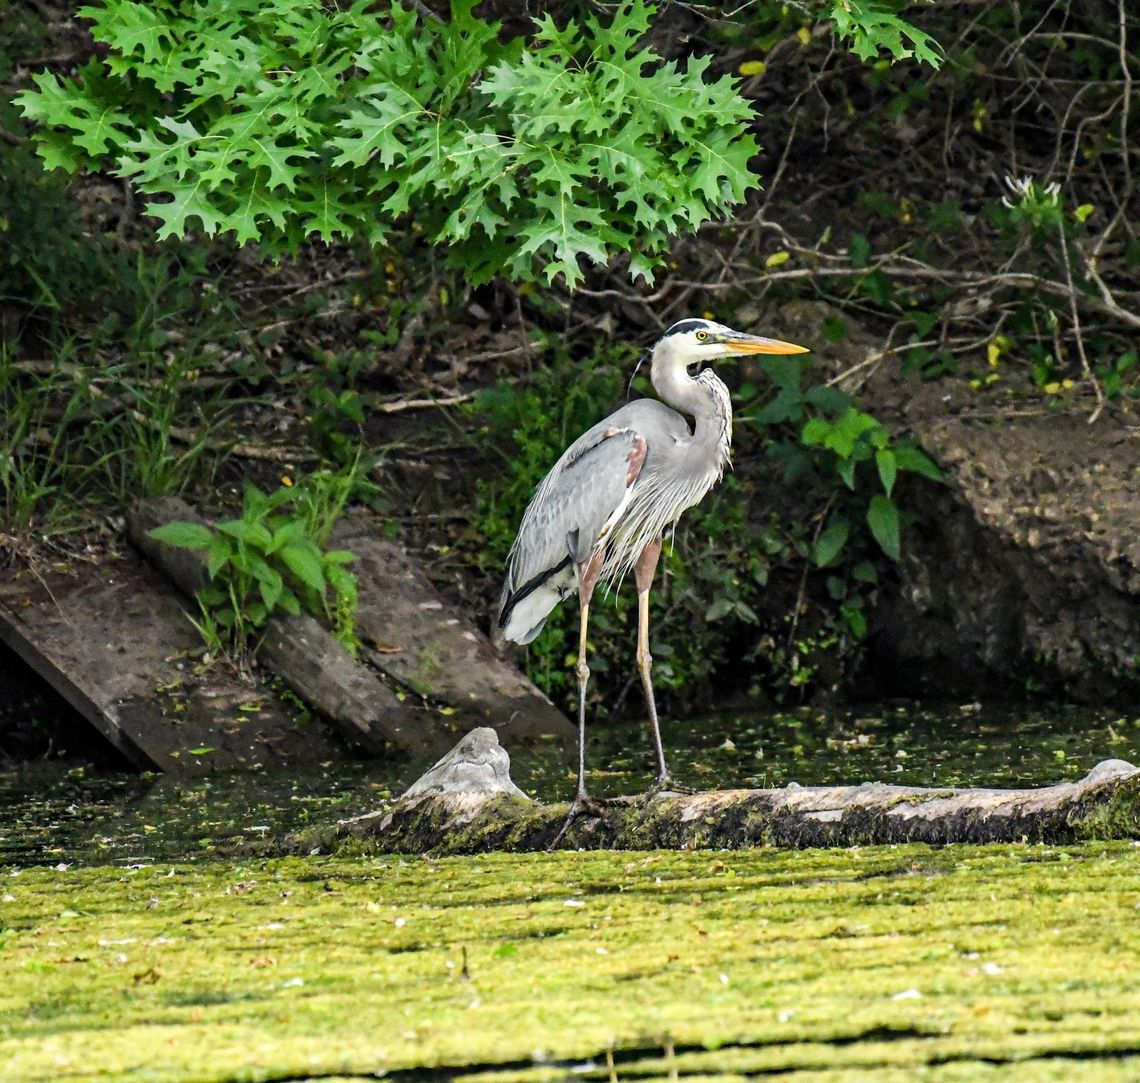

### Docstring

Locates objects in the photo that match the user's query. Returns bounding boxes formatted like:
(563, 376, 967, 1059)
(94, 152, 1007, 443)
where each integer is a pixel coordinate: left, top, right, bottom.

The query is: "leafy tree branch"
(18, 0, 940, 288)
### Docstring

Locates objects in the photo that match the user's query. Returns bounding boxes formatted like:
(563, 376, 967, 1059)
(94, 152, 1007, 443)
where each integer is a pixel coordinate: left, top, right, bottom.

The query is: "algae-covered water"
(4, 845, 1140, 1081)
(3, 704, 1140, 1081)
(2, 703, 1137, 866)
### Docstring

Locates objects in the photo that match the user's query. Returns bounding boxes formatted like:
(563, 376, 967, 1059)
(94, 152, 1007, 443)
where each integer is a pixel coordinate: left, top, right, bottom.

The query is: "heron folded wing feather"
(498, 426, 646, 642)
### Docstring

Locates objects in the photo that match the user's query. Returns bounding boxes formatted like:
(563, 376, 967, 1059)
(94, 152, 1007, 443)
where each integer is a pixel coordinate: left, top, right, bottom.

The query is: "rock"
(881, 400, 1140, 700)
(401, 727, 528, 800)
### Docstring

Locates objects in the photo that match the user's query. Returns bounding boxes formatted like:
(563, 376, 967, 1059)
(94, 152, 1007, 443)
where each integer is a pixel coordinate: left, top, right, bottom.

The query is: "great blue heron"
(498, 318, 810, 815)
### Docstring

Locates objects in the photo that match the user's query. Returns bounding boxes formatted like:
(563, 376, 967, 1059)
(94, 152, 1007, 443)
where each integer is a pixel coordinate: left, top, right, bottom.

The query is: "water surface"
(2, 702, 1136, 866)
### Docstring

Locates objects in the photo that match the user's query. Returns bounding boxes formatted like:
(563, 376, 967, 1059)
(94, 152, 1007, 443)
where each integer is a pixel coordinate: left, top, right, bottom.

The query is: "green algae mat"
(4, 844, 1140, 1082)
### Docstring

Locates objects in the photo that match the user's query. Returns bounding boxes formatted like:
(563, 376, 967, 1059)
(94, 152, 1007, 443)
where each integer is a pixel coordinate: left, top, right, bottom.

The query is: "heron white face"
(658, 318, 809, 367)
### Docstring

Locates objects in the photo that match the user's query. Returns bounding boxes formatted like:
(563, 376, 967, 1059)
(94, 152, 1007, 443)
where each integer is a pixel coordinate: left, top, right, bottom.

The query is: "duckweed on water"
(3, 704, 1139, 1079)
(3, 845, 1140, 1081)
(3, 704, 1137, 867)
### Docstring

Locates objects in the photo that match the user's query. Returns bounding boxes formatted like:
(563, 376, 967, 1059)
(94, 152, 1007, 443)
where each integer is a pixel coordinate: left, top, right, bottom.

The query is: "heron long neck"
(650, 345, 732, 472)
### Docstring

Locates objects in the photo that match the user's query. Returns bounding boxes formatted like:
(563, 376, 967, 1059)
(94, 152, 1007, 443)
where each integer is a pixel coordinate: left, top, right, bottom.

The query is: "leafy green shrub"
(831, 0, 941, 64)
(0, 239, 256, 542)
(648, 476, 798, 697)
(0, 6, 105, 317)
(149, 467, 363, 668)
(18, 0, 759, 288)
(744, 356, 942, 560)
(0, 132, 105, 315)
(17, 1, 941, 289)
(1100, 350, 1139, 402)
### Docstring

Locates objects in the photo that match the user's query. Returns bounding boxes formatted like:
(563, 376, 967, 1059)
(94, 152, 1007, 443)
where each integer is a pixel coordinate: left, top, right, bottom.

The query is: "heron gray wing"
(498, 425, 647, 639)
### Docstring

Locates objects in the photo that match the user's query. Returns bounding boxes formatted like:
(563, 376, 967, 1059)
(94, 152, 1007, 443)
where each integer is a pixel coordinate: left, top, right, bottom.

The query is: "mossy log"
(313, 728, 1140, 853)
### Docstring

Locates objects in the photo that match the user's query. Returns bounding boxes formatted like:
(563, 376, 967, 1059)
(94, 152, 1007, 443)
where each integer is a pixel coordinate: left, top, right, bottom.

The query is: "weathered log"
(310, 729, 1140, 853)
(128, 498, 419, 756)
(0, 554, 346, 772)
(256, 612, 419, 754)
(330, 517, 572, 744)
(130, 500, 572, 758)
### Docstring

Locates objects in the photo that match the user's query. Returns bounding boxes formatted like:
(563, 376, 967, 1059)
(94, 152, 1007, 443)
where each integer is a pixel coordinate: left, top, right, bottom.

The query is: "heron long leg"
(573, 590, 593, 802)
(550, 547, 605, 849)
(574, 546, 606, 799)
(633, 537, 668, 786)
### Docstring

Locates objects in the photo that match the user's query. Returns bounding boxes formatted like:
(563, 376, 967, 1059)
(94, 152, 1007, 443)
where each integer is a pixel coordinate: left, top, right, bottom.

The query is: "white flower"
(1001, 174, 1060, 208)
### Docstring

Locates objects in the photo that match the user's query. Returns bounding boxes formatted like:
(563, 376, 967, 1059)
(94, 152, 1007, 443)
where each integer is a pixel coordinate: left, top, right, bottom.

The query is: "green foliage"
(1101, 350, 1139, 402)
(18, 0, 760, 288)
(999, 175, 1064, 241)
(746, 357, 941, 564)
(829, 0, 942, 66)
(95, 347, 232, 503)
(148, 467, 364, 667)
(717, 0, 940, 70)
(741, 356, 941, 644)
(0, 5, 111, 316)
(797, 406, 939, 562)
(0, 244, 254, 541)
(0, 348, 97, 537)
(655, 480, 798, 695)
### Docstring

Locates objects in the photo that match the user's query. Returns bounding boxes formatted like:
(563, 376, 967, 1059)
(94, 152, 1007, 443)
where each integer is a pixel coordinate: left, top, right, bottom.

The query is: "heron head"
(657, 318, 809, 366)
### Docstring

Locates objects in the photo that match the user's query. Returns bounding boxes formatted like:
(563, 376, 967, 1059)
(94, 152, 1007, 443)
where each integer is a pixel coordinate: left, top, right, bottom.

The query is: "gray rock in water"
(401, 727, 529, 801)
(1083, 758, 1139, 785)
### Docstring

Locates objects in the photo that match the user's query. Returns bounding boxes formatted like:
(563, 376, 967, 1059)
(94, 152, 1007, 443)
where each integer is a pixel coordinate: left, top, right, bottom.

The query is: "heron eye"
(695, 331, 708, 342)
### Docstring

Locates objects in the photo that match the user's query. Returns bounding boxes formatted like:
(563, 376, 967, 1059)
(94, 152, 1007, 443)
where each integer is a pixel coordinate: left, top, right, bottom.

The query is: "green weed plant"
(744, 355, 941, 601)
(0, 247, 247, 542)
(0, 349, 100, 538)
(149, 467, 364, 669)
(17, 0, 758, 289)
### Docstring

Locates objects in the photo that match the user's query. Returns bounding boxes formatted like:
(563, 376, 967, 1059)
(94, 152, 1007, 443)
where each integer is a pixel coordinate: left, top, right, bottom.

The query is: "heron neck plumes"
(649, 336, 733, 475)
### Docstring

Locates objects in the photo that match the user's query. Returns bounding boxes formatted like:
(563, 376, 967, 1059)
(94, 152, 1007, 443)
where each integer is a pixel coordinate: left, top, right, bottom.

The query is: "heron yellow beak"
(721, 334, 810, 355)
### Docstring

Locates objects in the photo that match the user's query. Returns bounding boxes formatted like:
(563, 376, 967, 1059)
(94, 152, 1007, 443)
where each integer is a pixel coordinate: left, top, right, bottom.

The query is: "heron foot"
(547, 793, 606, 850)
(643, 775, 694, 798)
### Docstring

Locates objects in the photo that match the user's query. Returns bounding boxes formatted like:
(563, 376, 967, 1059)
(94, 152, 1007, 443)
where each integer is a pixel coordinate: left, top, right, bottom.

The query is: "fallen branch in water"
(298, 729, 1140, 854)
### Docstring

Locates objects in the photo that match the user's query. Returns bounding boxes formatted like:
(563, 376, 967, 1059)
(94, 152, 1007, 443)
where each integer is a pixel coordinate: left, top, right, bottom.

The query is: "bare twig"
(1056, 222, 1106, 423)
(665, 262, 1140, 333)
(374, 392, 475, 414)
(1118, 0, 1135, 197)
